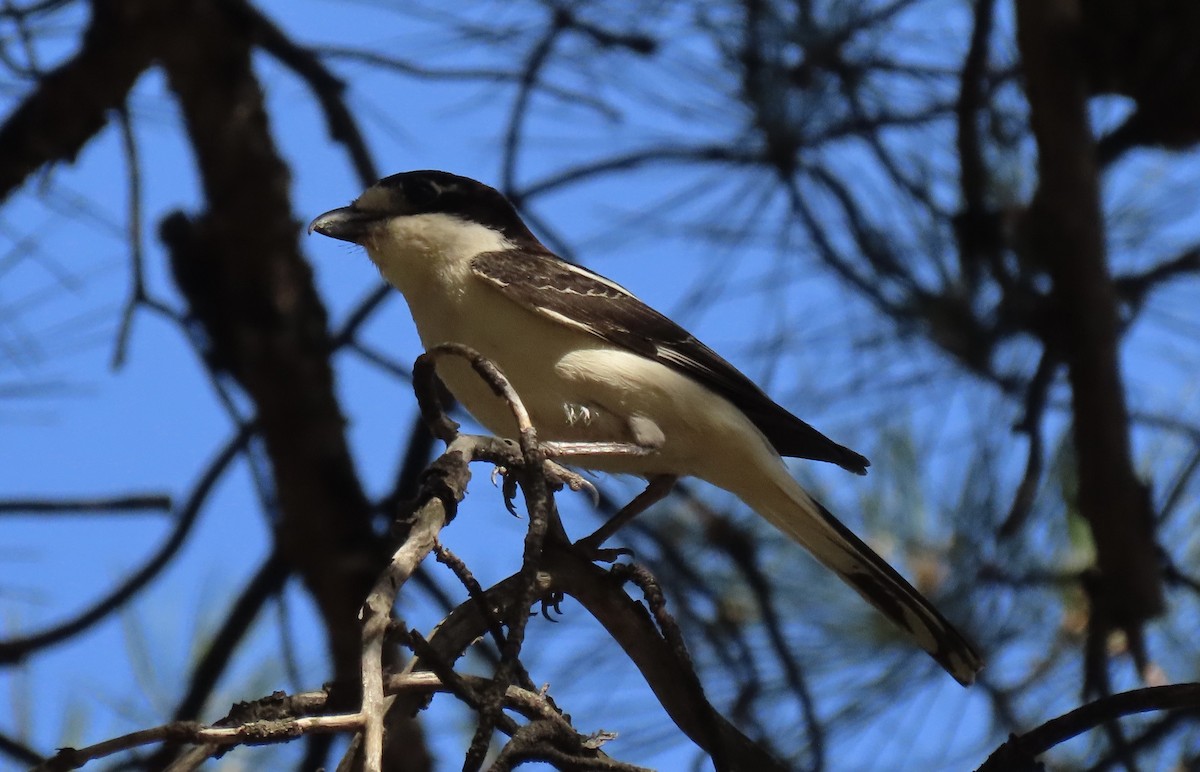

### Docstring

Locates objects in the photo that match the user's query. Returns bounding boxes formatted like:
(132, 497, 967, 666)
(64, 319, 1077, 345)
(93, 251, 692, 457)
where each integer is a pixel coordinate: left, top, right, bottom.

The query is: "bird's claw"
(543, 460, 599, 506)
(490, 465, 521, 517)
(573, 535, 634, 564)
(535, 591, 565, 621)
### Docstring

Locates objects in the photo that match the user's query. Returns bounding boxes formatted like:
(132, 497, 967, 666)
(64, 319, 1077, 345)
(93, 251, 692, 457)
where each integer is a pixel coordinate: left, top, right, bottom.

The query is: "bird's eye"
(406, 178, 440, 209)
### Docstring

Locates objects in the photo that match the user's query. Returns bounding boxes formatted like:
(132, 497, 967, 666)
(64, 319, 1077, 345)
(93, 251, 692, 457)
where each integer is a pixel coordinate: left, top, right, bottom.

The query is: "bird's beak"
(307, 206, 381, 244)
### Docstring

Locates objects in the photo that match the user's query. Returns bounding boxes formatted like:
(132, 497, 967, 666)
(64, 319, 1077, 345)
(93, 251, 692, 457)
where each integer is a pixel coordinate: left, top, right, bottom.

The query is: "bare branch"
(0, 0, 164, 203)
(221, 0, 377, 186)
(500, 8, 568, 193)
(1016, 0, 1164, 629)
(1114, 247, 1200, 316)
(0, 729, 42, 768)
(0, 426, 251, 663)
(542, 547, 789, 771)
(317, 46, 622, 122)
(110, 103, 144, 369)
(158, 0, 383, 700)
(999, 349, 1058, 536)
(977, 683, 1200, 771)
(140, 550, 291, 770)
(0, 493, 171, 515)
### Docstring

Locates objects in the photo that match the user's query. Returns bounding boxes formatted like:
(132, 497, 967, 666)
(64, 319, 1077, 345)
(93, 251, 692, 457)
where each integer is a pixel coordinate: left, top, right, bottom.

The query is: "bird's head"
(307, 170, 542, 266)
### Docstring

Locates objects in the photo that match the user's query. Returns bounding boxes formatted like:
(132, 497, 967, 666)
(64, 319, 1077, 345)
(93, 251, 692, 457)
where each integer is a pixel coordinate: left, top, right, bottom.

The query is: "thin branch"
(1157, 442, 1200, 523)
(219, 0, 377, 185)
(111, 102, 144, 370)
(999, 349, 1057, 536)
(356, 434, 471, 772)
(358, 343, 543, 772)
(412, 343, 551, 772)
(346, 340, 411, 380)
(1091, 711, 1196, 771)
(977, 684, 1200, 771)
(355, 438, 525, 769)
(782, 174, 902, 317)
(140, 549, 291, 770)
(330, 283, 391, 348)
(0, 729, 42, 767)
(0, 425, 253, 664)
(0, 0, 162, 203)
(705, 510, 823, 769)
(543, 546, 789, 771)
(406, 630, 520, 736)
(956, 0, 999, 292)
(36, 710, 362, 772)
(500, 8, 567, 193)
(316, 46, 621, 121)
(0, 493, 171, 515)
(1114, 247, 1200, 316)
(518, 145, 758, 201)
(174, 552, 290, 715)
(616, 562, 730, 772)
(434, 543, 508, 655)
(38, 665, 633, 772)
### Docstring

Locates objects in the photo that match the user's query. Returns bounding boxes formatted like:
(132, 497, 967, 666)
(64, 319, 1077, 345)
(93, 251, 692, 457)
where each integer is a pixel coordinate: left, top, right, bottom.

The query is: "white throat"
(362, 212, 513, 296)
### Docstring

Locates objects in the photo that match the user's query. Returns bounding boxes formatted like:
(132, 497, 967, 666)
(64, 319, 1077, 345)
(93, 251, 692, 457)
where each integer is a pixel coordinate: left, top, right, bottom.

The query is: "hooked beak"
(307, 206, 381, 244)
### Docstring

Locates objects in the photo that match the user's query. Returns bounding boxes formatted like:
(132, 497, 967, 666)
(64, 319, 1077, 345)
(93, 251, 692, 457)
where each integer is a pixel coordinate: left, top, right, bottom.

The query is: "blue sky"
(3, 1, 1199, 769)
(0, 3, 805, 767)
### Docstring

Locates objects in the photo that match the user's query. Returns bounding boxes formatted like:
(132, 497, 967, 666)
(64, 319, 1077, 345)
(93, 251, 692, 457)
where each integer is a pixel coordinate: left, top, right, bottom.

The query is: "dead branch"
(1016, 0, 1163, 634)
(0, 493, 171, 515)
(0, 426, 252, 664)
(0, 0, 167, 203)
(977, 683, 1200, 771)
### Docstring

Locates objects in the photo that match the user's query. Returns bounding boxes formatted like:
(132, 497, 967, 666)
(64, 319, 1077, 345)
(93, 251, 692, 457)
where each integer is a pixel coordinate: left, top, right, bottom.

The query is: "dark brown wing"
(471, 249, 869, 474)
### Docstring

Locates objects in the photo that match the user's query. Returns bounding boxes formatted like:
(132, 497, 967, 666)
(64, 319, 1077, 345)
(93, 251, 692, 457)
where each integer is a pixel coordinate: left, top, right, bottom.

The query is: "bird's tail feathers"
(746, 475, 983, 686)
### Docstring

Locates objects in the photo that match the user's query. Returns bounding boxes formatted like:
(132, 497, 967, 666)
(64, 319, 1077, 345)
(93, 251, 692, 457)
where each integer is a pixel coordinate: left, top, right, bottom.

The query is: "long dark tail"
(745, 473, 983, 685)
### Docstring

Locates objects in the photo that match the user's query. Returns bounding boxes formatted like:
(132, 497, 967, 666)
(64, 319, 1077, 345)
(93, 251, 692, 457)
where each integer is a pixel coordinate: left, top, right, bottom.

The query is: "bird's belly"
(406, 293, 777, 481)
(413, 303, 637, 447)
(434, 349, 634, 446)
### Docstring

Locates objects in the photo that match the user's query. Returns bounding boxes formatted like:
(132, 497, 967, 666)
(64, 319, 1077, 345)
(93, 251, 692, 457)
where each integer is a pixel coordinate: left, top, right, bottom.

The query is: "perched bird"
(309, 170, 982, 685)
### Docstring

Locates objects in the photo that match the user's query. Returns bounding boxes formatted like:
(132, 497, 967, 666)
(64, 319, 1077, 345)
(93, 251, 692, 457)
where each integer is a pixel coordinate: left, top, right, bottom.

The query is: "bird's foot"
(490, 460, 598, 514)
(535, 590, 566, 621)
(489, 465, 521, 516)
(572, 532, 634, 564)
(542, 460, 600, 506)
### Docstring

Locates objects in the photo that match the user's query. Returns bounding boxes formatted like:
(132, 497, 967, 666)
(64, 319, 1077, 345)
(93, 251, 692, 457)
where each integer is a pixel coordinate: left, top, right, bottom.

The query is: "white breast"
(362, 214, 779, 484)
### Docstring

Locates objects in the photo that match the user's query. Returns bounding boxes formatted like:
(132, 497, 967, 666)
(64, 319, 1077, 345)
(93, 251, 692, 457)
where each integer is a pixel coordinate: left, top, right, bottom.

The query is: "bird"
(308, 169, 982, 685)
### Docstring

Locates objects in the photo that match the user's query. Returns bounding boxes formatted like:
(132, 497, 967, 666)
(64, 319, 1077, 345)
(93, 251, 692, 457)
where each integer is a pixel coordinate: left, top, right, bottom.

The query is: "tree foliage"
(2, 0, 1200, 769)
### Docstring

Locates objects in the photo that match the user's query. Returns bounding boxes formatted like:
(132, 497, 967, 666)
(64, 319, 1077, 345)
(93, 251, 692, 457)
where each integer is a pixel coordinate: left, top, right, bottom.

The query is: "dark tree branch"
(977, 683, 1200, 771)
(0, 425, 251, 664)
(316, 47, 622, 121)
(1016, 0, 1163, 629)
(219, 0, 377, 186)
(999, 349, 1058, 536)
(1114, 247, 1200, 317)
(1157, 443, 1200, 523)
(542, 546, 788, 771)
(0, 493, 171, 515)
(956, 0, 999, 292)
(519, 145, 758, 201)
(0, 728, 43, 767)
(158, 0, 387, 709)
(139, 549, 290, 770)
(330, 283, 391, 348)
(110, 103, 148, 369)
(721, 529, 823, 768)
(499, 8, 567, 194)
(0, 0, 165, 203)
(1092, 711, 1198, 771)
